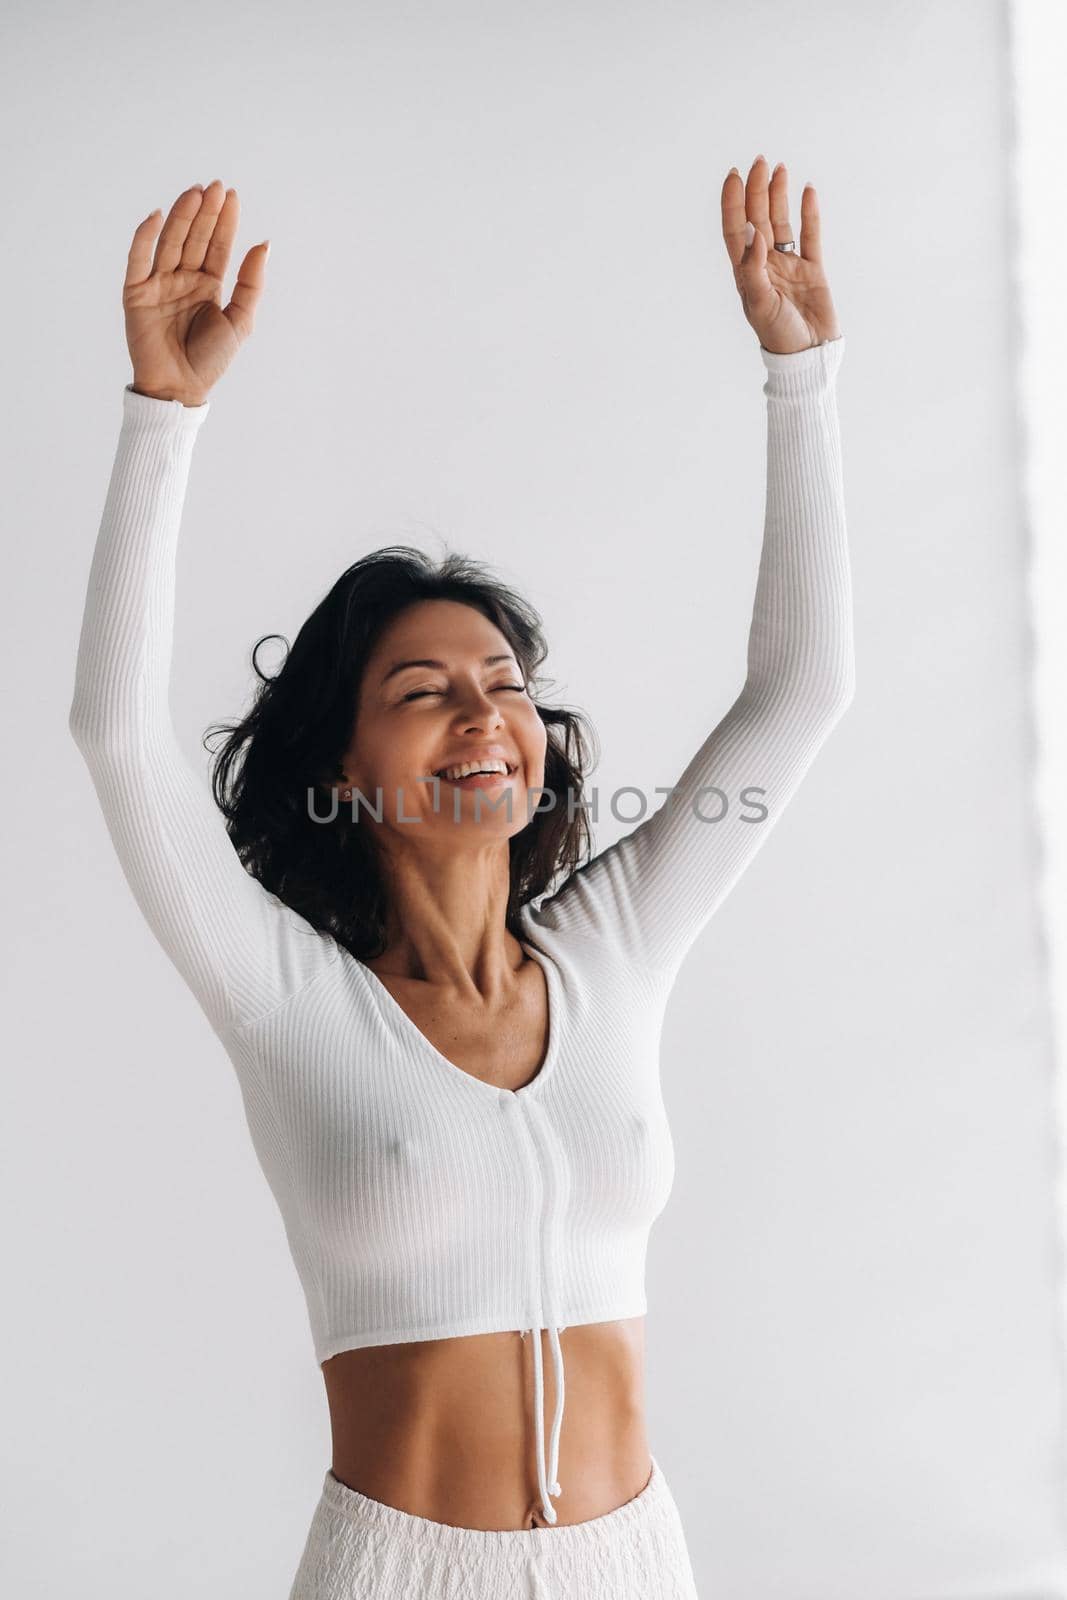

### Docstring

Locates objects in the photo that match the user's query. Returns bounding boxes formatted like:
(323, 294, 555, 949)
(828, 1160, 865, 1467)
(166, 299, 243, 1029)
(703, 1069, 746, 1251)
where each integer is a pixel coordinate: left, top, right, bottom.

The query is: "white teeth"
(437, 759, 510, 781)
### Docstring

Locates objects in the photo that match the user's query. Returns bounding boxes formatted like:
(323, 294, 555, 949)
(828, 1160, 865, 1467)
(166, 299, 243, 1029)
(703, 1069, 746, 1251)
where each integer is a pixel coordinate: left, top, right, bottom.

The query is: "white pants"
(288, 1454, 699, 1599)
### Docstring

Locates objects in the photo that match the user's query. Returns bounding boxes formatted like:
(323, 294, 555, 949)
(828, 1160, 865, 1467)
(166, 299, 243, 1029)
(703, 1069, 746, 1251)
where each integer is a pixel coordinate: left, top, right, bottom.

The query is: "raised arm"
(531, 157, 854, 986)
(68, 182, 337, 1036)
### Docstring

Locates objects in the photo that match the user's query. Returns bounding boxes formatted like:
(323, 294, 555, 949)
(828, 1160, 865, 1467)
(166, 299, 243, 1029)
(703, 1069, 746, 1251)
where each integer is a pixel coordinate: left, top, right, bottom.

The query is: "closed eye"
(403, 684, 526, 702)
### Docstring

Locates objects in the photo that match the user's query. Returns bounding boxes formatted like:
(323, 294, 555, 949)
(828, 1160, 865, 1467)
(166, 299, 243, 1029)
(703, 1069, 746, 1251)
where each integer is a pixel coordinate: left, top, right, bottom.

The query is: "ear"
(315, 760, 350, 795)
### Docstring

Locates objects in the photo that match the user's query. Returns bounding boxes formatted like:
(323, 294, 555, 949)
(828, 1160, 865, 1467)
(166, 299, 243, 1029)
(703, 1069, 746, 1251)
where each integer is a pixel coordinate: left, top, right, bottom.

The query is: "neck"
(369, 842, 523, 997)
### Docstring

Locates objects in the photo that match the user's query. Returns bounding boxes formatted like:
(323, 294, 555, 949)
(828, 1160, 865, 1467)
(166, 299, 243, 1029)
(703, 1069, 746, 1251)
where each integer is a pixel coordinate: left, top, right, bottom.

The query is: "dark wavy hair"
(202, 545, 598, 963)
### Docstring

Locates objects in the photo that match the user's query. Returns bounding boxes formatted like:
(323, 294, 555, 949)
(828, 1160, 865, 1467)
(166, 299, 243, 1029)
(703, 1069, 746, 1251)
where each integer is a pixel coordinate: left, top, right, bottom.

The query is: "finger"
(745, 154, 774, 248)
(125, 209, 162, 290)
(799, 183, 822, 265)
(203, 187, 241, 281)
(221, 241, 270, 345)
(181, 179, 227, 273)
(739, 222, 776, 318)
(768, 163, 794, 248)
(721, 167, 748, 269)
(153, 184, 204, 275)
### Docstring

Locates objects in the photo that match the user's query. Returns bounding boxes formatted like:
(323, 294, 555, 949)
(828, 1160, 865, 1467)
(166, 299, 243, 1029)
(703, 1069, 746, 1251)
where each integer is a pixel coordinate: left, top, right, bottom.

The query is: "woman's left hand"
(722, 155, 842, 355)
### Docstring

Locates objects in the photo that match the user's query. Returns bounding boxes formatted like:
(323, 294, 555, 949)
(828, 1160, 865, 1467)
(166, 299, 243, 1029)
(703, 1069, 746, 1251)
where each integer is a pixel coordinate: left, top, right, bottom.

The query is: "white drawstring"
(545, 1322, 565, 1497)
(529, 1322, 564, 1522)
(513, 1096, 566, 1528)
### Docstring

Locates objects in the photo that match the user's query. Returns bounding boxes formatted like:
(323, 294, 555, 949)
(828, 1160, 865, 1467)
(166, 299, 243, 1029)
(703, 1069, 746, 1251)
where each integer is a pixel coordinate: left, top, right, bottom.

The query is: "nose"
(456, 685, 505, 731)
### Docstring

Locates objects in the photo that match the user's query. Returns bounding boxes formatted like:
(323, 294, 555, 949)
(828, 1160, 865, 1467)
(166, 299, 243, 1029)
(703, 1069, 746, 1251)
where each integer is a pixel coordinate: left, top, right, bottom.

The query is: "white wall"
(1011, 20, 1067, 1582)
(4, 1, 1065, 1595)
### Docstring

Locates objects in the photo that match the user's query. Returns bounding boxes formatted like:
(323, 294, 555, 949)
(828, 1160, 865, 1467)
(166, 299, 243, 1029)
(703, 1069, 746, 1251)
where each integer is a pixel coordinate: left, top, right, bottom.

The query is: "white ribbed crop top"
(68, 335, 853, 1525)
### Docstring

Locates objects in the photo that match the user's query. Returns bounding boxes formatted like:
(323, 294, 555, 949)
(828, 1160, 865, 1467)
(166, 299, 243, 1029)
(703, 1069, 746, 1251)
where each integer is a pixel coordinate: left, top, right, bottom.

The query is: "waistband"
(317, 1454, 666, 1559)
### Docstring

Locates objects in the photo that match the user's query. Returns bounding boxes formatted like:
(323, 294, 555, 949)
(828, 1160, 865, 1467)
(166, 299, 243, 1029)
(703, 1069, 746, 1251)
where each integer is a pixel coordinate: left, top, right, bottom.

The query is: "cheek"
(524, 714, 549, 770)
(346, 723, 404, 787)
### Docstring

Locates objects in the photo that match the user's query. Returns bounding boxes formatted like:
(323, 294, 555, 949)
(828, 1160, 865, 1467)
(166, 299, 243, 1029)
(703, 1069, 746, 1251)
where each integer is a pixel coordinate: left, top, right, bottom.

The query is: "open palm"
(122, 180, 269, 404)
(722, 156, 841, 355)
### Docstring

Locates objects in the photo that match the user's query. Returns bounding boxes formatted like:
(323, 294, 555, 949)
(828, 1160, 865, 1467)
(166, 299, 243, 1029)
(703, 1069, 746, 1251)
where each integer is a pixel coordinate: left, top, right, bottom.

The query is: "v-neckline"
(353, 913, 560, 1101)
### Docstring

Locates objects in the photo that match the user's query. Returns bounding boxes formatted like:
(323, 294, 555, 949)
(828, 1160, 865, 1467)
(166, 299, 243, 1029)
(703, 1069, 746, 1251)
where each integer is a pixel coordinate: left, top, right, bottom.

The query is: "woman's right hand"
(123, 180, 269, 406)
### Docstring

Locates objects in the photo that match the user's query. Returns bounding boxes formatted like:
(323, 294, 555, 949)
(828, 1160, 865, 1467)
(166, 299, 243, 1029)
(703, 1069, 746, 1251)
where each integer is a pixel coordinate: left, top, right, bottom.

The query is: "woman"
(68, 157, 851, 1599)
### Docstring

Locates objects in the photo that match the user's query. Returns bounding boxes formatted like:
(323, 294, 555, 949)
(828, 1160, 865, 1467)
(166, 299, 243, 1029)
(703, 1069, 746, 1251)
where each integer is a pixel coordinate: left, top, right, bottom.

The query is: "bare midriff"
(321, 1315, 651, 1531)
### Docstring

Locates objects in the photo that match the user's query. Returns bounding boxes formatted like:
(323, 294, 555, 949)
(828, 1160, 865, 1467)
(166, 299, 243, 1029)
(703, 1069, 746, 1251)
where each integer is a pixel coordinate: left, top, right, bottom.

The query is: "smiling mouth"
(432, 764, 518, 786)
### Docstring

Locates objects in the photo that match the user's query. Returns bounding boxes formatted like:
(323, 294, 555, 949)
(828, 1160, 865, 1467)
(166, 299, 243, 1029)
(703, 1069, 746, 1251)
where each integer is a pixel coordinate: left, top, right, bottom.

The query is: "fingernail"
(728, 166, 739, 176)
(263, 240, 271, 259)
(744, 221, 755, 246)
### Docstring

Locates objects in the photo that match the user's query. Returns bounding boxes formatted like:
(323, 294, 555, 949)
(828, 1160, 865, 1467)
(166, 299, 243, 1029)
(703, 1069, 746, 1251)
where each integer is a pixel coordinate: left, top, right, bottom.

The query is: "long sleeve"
(533, 335, 854, 986)
(68, 387, 338, 1036)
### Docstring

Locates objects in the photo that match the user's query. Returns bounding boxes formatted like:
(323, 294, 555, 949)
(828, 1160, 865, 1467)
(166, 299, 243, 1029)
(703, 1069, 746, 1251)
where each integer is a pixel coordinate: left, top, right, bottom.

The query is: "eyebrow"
(379, 653, 517, 688)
